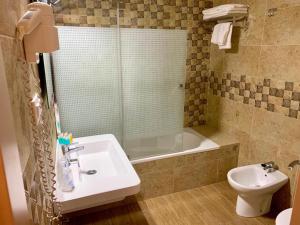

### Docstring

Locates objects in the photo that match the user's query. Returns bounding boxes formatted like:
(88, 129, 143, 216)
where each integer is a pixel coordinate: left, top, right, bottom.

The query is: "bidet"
(227, 163, 288, 217)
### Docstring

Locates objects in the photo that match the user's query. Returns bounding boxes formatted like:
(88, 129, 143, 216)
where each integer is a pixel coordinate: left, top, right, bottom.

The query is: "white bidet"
(227, 164, 288, 217)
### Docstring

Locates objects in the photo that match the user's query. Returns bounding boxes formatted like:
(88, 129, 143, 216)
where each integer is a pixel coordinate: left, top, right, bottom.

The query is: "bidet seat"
(227, 164, 288, 217)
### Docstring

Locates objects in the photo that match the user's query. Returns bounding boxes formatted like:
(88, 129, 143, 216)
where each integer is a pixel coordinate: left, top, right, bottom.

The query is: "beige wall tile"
(240, 0, 267, 45)
(174, 160, 218, 192)
(267, 0, 300, 9)
(258, 46, 300, 82)
(262, 6, 300, 45)
(0, 0, 21, 37)
(209, 44, 224, 73)
(138, 169, 174, 199)
(229, 129, 250, 166)
(262, 7, 290, 45)
(135, 144, 238, 198)
(217, 156, 238, 181)
(250, 108, 286, 145)
(248, 138, 279, 163)
(288, 6, 300, 45)
(223, 46, 261, 76)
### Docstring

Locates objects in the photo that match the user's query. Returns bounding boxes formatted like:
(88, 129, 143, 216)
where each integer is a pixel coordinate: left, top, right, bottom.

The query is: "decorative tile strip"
(209, 71, 300, 119)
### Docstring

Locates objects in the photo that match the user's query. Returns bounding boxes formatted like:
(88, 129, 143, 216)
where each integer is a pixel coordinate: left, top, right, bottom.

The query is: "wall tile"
(134, 144, 238, 199)
(222, 46, 260, 77)
(267, 0, 300, 9)
(239, 0, 267, 46)
(288, 6, 300, 45)
(258, 46, 300, 82)
(0, 0, 22, 37)
(217, 156, 238, 181)
(262, 6, 300, 45)
(262, 7, 290, 45)
(174, 160, 218, 192)
(210, 0, 300, 206)
(138, 169, 174, 199)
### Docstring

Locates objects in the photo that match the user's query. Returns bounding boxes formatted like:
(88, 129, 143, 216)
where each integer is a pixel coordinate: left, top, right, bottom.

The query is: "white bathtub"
(128, 128, 220, 164)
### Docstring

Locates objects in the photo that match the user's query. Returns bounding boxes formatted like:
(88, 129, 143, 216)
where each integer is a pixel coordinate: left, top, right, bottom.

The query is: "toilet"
(227, 164, 288, 217)
(276, 208, 292, 225)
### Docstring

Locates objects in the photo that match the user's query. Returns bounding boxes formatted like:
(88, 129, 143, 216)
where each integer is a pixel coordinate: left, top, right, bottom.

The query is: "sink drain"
(81, 170, 97, 175)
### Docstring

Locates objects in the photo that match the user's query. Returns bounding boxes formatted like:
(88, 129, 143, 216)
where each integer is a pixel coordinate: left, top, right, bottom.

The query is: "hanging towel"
(211, 22, 233, 49)
(219, 23, 233, 49)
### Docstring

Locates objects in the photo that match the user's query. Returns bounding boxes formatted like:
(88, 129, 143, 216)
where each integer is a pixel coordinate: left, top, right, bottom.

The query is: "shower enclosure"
(46, 1, 188, 160)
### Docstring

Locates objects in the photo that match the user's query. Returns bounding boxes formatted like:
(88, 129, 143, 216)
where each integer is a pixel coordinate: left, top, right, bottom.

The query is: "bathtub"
(128, 128, 220, 164)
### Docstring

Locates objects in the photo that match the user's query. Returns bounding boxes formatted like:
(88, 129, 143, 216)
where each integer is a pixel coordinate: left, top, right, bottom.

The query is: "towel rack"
(217, 15, 249, 30)
(203, 5, 250, 30)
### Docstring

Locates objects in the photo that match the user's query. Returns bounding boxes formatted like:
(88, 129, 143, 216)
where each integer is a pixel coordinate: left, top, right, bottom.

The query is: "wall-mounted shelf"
(203, 5, 249, 30)
(203, 13, 248, 22)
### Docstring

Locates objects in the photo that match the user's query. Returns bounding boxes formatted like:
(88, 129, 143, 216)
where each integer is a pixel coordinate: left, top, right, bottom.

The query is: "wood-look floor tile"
(65, 182, 276, 225)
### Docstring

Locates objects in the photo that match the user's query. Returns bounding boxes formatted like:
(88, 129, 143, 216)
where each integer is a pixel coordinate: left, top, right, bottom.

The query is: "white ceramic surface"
(227, 164, 288, 217)
(56, 134, 140, 214)
(276, 208, 292, 225)
(130, 128, 219, 164)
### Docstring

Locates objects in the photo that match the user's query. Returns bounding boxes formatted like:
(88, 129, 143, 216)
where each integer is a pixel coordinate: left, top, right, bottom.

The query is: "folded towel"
(203, 8, 248, 16)
(203, 9, 248, 20)
(211, 22, 233, 50)
(203, 4, 247, 15)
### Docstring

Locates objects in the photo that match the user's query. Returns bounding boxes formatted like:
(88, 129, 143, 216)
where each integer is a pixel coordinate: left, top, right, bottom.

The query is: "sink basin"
(55, 134, 140, 214)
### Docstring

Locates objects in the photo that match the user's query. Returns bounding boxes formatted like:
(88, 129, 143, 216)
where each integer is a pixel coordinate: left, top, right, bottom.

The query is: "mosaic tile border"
(209, 71, 300, 119)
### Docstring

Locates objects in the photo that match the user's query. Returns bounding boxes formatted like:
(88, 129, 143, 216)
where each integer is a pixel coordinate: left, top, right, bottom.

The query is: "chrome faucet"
(261, 161, 279, 173)
(288, 160, 300, 170)
(62, 142, 84, 154)
(61, 143, 84, 167)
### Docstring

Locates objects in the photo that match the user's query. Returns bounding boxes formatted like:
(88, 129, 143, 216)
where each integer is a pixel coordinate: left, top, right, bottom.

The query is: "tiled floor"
(65, 182, 275, 225)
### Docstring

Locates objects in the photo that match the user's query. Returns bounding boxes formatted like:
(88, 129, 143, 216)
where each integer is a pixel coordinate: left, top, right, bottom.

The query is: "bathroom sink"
(55, 134, 140, 214)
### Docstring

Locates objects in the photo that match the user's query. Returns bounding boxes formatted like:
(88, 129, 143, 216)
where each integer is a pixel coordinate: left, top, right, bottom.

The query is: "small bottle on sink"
(58, 159, 75, 192)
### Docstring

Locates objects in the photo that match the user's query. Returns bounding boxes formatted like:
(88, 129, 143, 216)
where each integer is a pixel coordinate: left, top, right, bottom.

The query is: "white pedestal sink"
(55, 134, 140, 214)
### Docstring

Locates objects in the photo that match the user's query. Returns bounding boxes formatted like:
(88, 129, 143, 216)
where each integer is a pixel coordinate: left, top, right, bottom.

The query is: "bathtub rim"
(130, 128, 220, 164)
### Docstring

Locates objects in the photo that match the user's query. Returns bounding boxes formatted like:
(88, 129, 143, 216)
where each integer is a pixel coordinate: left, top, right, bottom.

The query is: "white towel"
(219, 23, 233, 49)
(203, 9, 248, 20)
(203, 4, 247, 15)
(211, 22, 233, 49)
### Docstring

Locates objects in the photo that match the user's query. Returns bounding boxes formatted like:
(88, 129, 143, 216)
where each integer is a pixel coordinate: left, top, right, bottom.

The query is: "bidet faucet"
(261, 161, 278, 173)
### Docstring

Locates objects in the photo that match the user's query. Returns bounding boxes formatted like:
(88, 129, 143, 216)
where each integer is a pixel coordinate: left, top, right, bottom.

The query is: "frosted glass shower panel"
(51, 27, 122, 138)
(121, 28, 187, 140)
